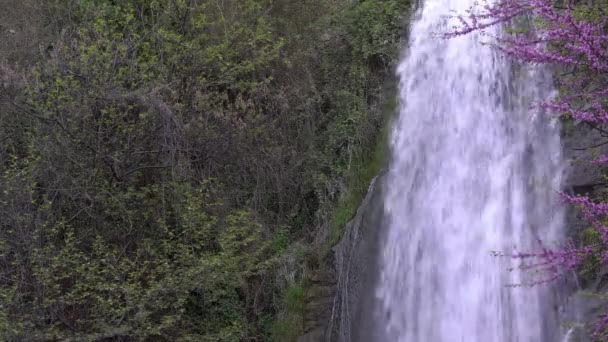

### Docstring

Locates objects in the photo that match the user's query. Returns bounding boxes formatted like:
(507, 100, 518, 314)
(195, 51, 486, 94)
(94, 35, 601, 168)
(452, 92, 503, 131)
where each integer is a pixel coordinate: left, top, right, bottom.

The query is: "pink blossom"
(593, 155, 608, 165)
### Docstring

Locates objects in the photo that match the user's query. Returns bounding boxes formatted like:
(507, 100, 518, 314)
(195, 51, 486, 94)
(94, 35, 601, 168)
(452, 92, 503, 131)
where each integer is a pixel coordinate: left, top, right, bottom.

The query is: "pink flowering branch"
(543, 99, 608, 124)
(446, 0, 608, 125)
(594, 313, 608, 337)
(593, 155, 608, 165)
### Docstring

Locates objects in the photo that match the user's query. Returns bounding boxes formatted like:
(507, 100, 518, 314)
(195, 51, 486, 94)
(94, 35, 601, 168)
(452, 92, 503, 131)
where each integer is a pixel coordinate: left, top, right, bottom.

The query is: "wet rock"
(306, 286, 335, 300)
(298, 327, 326, 342)
(329, 172, 388, 342)
(563, 123, 608, 341)
(563, 123, 608, 195)
(310, 271, 337, 285)
(297, 172, 387, 341)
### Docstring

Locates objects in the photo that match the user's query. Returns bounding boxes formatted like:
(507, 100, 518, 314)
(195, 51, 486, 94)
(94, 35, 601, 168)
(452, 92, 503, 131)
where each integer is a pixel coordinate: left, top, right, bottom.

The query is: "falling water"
(375, 0, 565, 340)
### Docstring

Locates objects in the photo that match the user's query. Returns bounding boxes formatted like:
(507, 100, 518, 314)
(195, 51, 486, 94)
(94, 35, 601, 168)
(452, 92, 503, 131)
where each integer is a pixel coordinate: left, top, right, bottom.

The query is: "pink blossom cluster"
(505, 193, 608, 335)
(448, 0, 608, 123)
(498, 196, 601, 285)
(593, 155, 608, 164)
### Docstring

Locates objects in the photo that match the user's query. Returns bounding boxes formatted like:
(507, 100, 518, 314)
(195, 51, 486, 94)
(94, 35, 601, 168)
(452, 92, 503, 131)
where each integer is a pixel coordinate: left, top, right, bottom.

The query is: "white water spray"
(375, 0, 565, 340)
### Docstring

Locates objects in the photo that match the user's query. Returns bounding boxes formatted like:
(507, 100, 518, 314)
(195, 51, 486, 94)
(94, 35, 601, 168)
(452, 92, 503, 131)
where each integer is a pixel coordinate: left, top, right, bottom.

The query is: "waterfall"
(374, 0, 566, 340)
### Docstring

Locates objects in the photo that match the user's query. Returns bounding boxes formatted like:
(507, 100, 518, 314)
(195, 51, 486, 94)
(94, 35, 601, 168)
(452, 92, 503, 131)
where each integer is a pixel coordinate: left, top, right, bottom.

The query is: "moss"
(327, 134, 388, 246)
(270, 282, 307, 342)
(578, 227, 603, 283)
(326, 85, 396, 250)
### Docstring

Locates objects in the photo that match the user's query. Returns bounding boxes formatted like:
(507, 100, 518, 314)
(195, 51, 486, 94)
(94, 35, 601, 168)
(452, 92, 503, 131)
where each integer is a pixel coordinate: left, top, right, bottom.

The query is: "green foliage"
(270, 314, 301, 342)
(328, 100, 392, 246)
(571, 2, 608, 23)
(343, 0, 407, 65)
(285, 283, 306, 314)
(578, 227, 604, 284)
(273, 225, 291, 253)
(0, 0, 409, 339)
(270, 282, 306, 342)
(1, 169, 269, 340)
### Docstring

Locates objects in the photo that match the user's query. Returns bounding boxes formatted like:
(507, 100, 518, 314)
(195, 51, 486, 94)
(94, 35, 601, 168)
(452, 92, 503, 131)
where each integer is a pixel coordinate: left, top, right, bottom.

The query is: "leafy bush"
(0, 0, 409, 339)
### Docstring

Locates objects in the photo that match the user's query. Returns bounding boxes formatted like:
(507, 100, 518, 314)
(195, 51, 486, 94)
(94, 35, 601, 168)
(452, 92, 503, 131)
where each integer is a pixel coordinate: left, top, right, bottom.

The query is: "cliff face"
(329, 172, 388, 342)
(298, 172, 387, 342)
(562, 124, 608, 341)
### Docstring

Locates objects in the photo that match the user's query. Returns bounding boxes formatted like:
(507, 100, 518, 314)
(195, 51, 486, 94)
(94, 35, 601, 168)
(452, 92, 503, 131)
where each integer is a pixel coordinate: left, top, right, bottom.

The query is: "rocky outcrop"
(331, 172, 387, 341)
(298, 172, 387, 342)
(562, 123, 608, 341)
(563, 123, 608, 234)
(299, 271, 337, 342)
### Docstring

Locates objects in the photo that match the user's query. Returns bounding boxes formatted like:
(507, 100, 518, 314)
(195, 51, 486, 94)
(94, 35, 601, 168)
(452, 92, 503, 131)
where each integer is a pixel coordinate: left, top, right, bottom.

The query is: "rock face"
(298, 172, 387, 342)
(563, 124, 608, 193)
(328, 172, 387, 342)
(563, 123, 608, 234)
(561, 123, 608, 341)
(299, 271, 337, 342)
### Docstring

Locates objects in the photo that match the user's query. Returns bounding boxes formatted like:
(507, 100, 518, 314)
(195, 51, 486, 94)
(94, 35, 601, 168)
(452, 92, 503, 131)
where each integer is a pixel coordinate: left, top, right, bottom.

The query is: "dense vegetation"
(0, 0, 409, 340)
